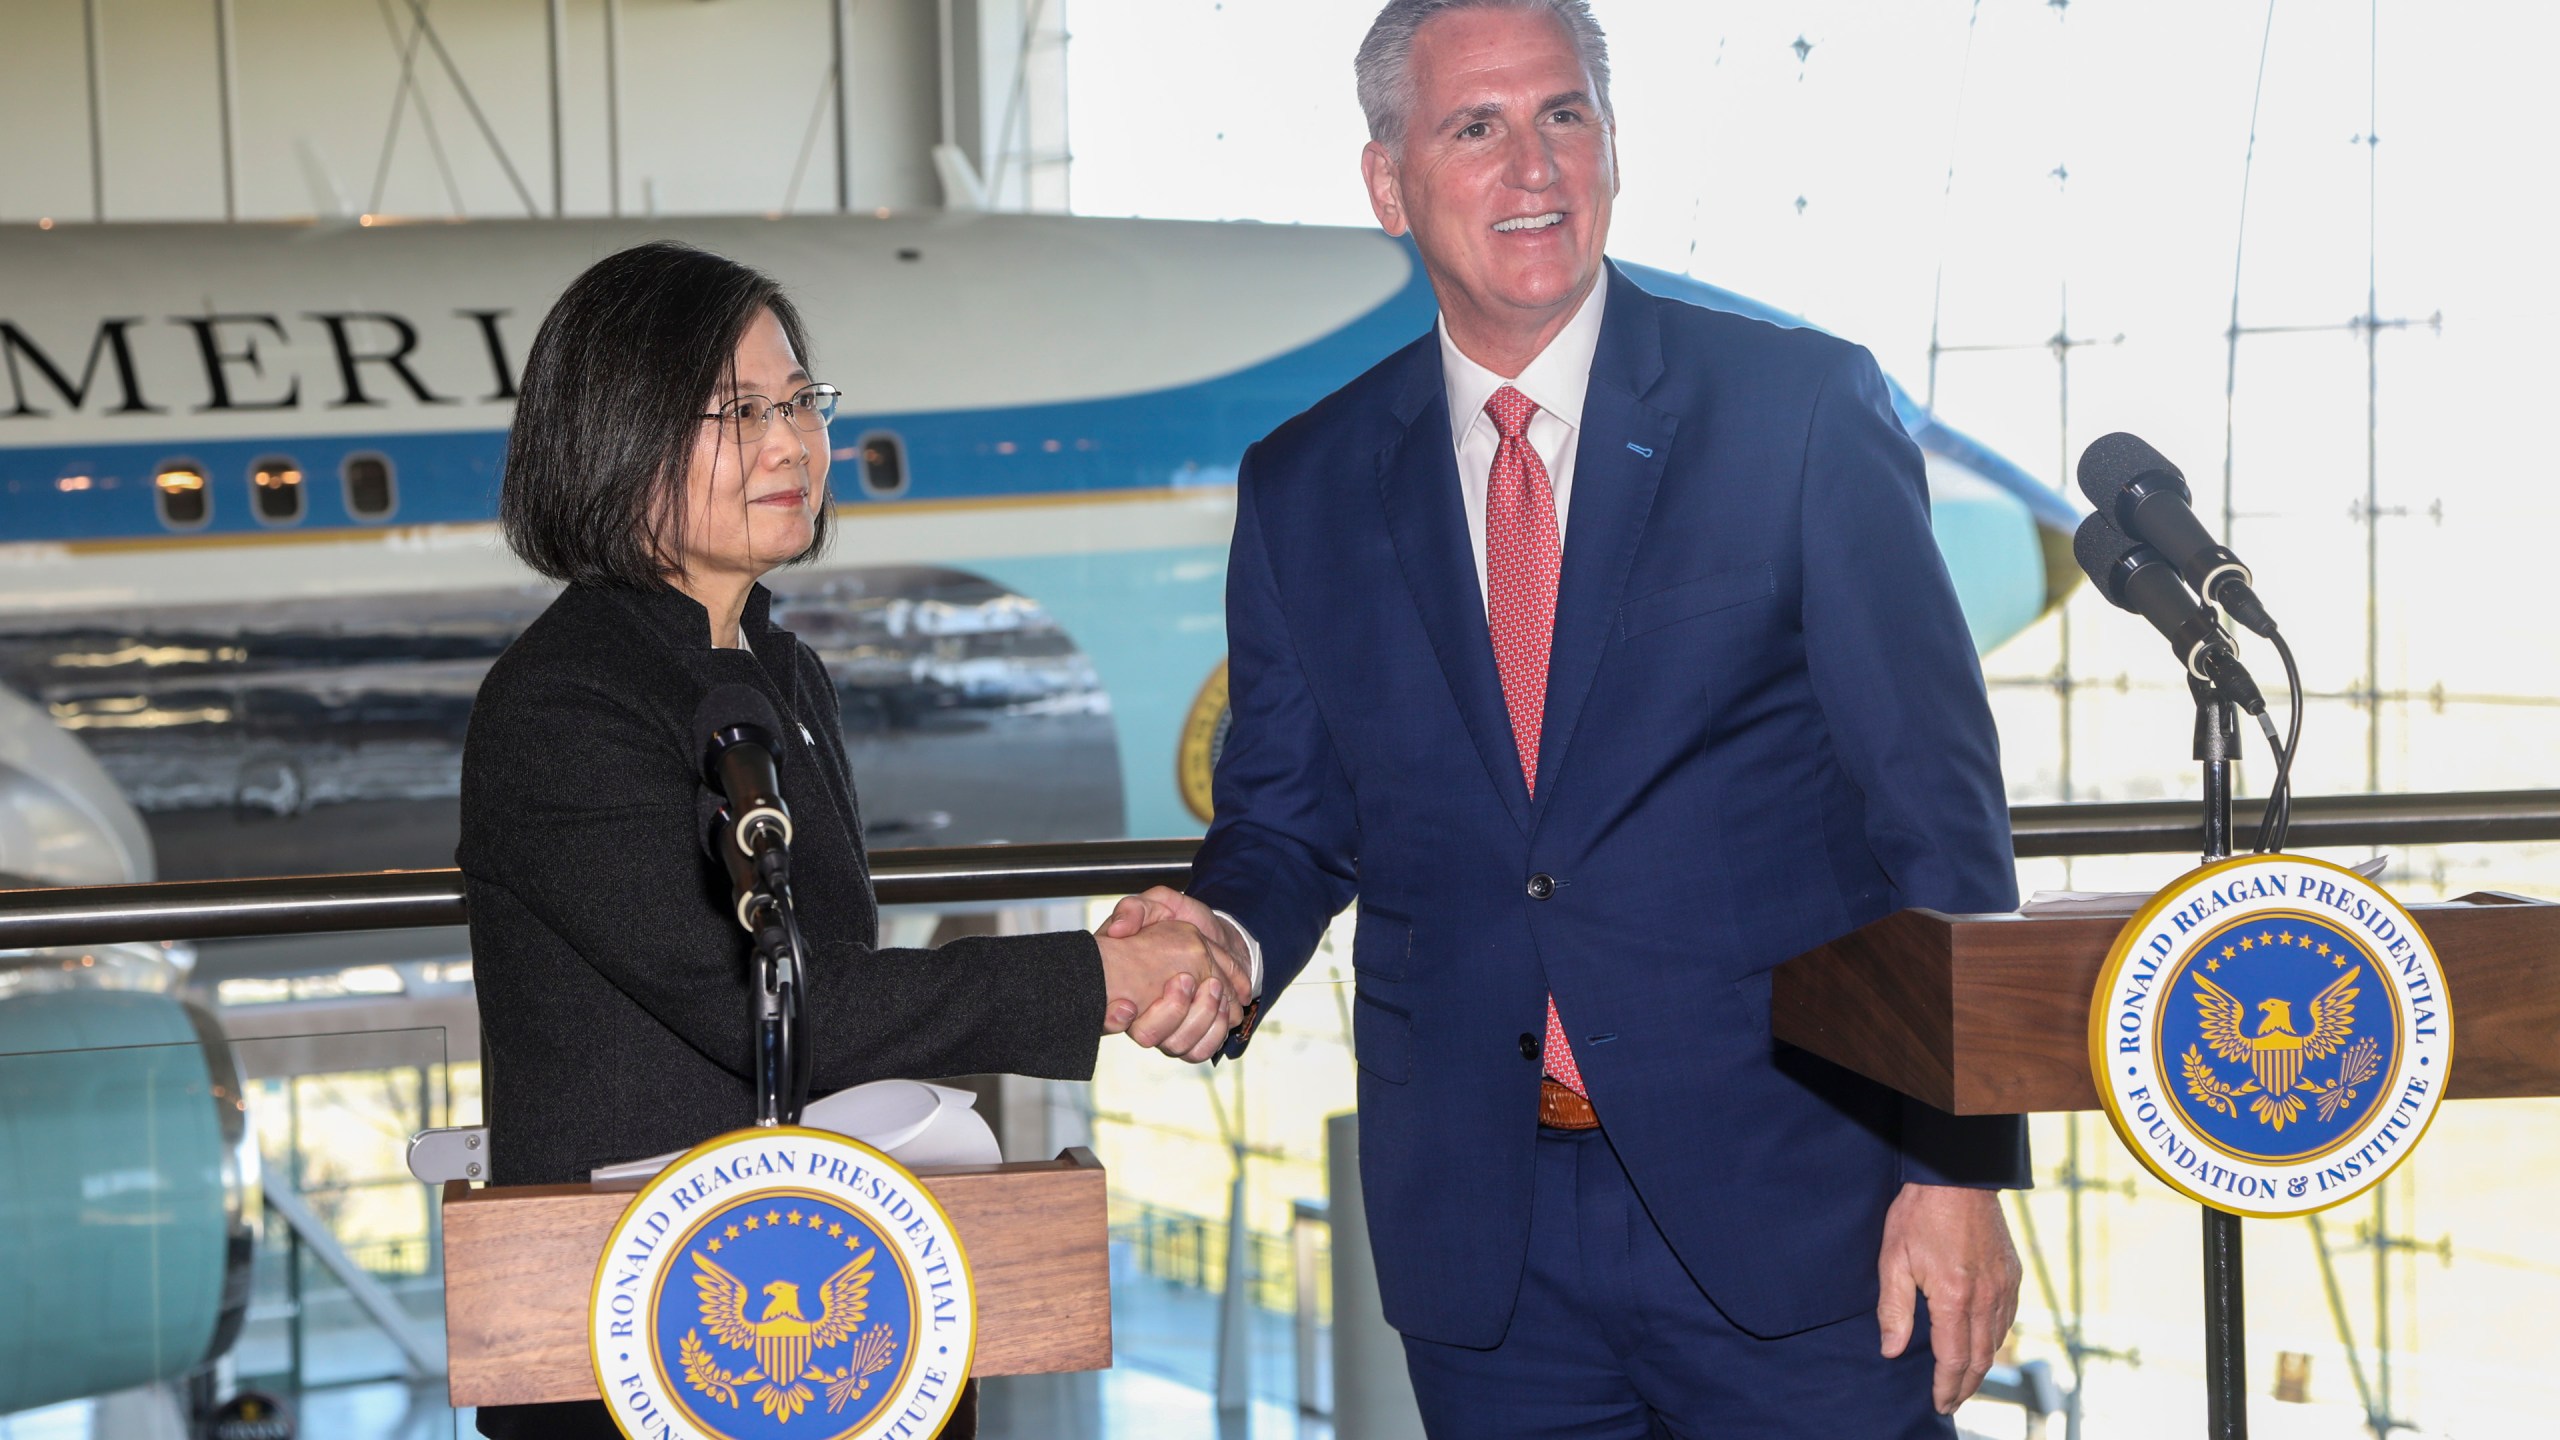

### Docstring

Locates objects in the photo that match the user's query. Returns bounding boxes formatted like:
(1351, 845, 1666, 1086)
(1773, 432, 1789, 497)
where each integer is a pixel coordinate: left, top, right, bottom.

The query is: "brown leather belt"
(1539, 1078, 1599, 1130)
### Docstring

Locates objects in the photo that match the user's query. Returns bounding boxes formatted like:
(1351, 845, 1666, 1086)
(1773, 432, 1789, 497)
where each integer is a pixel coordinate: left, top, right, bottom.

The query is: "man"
(1107, 1, 2026, 1433)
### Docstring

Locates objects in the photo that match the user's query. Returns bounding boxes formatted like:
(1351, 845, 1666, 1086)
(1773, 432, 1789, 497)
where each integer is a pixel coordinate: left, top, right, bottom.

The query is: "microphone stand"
(2189, 615, 2247, 1440)
(2194, 670, 2237, 867)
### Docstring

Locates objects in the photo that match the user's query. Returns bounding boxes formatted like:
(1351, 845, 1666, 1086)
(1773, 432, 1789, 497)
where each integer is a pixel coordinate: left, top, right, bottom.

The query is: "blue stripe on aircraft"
(0, 253, 2071, 543)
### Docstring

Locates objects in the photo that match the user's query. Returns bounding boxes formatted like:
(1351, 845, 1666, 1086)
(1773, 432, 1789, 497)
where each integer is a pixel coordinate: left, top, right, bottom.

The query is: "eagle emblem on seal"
(2181, 967, 2376, 1132)
(678, 1243, 900, 1422)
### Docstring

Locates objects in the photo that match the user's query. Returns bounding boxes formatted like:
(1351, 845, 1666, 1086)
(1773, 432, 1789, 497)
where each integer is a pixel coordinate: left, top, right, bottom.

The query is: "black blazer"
(458, 581, 1105, 1187)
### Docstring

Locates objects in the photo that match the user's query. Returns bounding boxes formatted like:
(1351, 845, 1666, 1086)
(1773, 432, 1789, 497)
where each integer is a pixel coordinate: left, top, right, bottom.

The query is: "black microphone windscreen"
(2076, 431, 2189, 511)
(692, 684, 783, 772)
(2072, 510, 2142, 605)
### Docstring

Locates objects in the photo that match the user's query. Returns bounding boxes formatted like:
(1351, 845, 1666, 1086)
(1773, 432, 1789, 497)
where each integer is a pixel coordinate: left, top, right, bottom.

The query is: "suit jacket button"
(1526, 873, 1556, 901)
(1518, 1033, 1539, 1061)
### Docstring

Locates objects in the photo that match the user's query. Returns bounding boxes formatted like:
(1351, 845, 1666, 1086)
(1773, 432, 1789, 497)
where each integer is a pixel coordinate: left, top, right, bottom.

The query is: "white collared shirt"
(1213, 280, 1609, 998)
(1438, 279, 1609, 610)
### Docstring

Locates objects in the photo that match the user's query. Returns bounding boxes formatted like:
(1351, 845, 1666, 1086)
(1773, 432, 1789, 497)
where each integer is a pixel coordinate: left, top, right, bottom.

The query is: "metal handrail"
(0, 839, 1198, 948)
(2, 790, 2555, 950)
(2010, 787, 2560, 856)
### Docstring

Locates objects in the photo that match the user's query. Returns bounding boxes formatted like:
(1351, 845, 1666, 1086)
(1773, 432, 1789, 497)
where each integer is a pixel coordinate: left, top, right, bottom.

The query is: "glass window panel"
(342, 453, 397, 520)
(857, 430, 909, 498)
(153, 462, 209, 528)
(249, 457, 304, 525)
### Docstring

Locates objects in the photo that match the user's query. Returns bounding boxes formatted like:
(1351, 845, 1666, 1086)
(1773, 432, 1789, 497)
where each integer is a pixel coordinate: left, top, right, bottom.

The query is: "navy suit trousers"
(1399, 1127, 1953, 1440)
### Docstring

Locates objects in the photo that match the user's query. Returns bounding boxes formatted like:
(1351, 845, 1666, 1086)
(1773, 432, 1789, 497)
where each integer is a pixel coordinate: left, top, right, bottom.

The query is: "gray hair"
(1355, 0, 1614, 153)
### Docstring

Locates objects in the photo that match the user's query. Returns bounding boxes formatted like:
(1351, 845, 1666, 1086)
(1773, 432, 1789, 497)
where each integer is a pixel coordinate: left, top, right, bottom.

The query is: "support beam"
(605, 0, 625, 217)
(937, 0, 959, 151)
(83, 0, 106, 221)
(398, 0, 540, 216)
(988, 0, 1052, 204)
(832, 0, 854, 212)
(547, 0, 567, 217)
(265, 1178, 446, 1379)
(215, 0, 240, 221)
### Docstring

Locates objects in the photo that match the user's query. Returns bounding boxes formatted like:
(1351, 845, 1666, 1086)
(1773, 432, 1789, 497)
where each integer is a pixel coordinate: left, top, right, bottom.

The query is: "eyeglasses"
(702, 384, 842, 443)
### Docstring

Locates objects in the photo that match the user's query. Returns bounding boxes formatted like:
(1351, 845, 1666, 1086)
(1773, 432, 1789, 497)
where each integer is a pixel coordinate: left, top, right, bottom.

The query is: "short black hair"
(501, 241, 830, 587)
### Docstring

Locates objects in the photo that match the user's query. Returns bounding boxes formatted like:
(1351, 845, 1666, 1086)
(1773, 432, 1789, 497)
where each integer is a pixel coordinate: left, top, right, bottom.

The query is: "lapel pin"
(1626, 442, 1655, 458)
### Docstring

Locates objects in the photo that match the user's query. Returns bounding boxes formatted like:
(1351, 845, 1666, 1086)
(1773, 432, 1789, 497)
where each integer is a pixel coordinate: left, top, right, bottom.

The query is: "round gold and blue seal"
(588, 1127, 976, 1440)
(2089, 854, 2453, 1217)
(1177, 659, 1230, 826)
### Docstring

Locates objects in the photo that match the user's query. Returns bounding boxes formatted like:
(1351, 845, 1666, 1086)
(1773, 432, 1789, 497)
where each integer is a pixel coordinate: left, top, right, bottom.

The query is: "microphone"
(693, 685, 795, 931)
(2076, 432, 2277, 637)
(693, 684, 812, 1126)
(2073, 511, 2268, 716)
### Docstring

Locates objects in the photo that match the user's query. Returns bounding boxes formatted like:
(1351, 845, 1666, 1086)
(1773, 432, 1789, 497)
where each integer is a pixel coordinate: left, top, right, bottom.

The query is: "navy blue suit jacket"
(1187, 264, 2026, 1345)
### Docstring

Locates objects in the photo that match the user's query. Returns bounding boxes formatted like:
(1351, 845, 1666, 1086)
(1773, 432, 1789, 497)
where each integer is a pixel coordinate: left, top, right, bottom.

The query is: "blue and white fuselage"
(0, 214, 2074, 880)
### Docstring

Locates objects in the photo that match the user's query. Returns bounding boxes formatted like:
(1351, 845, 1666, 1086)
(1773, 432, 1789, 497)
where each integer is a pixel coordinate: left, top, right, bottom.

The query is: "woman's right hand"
(1097, 920, 1244, 1061)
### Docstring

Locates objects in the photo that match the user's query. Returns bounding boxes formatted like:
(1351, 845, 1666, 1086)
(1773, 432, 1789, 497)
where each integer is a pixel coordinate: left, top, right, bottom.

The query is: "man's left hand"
(1876, 1181, 2021, 1414)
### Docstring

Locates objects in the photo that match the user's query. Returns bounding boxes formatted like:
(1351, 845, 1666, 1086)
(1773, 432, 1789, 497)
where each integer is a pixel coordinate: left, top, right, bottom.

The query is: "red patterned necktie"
(1483, 385, 1586, 1098)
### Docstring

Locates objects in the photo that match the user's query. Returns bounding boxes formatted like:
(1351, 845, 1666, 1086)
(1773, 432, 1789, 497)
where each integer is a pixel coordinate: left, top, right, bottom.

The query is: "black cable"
(2252, 630, 2302, 852)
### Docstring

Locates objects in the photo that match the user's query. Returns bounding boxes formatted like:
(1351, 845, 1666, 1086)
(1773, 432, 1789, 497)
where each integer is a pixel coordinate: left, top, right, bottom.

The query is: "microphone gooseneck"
(2073, 511, 2269, 716)
(2076, 431, 2279, 638)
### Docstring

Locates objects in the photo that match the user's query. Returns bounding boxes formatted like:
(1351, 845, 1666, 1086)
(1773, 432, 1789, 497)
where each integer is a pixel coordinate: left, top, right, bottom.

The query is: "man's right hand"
(1095, 917, 1242, 1063)
(1101, 886, 1252, 1009)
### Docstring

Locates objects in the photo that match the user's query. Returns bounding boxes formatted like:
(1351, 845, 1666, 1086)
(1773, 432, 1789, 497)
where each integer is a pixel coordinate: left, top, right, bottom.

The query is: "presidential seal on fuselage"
(2089, 854, 2453, 1217)
(1176, 659, 1230, 827)
(588, 1128, 975, 1440)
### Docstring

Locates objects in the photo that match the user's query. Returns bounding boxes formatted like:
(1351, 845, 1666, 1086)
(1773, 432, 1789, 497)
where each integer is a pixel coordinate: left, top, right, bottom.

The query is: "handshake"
(1093, 886, 1252, 1064)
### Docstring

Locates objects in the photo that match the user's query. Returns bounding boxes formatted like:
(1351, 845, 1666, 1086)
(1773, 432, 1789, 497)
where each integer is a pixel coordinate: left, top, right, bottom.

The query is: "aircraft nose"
(1919, 452, 2084, 653)
(2032, 510, 2084, 618)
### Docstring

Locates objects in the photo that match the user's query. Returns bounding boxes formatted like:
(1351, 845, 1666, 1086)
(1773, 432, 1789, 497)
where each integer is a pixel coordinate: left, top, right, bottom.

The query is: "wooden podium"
(1769, 890, 2560, 1113)
(1774, 886, 2560, 1438)
(439, 1148, 1112, 1408)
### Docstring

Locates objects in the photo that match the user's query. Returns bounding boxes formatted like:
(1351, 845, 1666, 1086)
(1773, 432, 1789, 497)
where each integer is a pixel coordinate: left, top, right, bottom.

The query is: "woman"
(459, 242, 1239, 1439)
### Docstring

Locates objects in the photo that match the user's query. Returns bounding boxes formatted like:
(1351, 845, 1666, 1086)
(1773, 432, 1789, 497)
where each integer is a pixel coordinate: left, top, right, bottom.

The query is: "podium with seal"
(437, 1145, 1111, 1419)
(1770, 886, 2558, 1119)
(431, 691, 1119, 1436)
(1772, 882, 2560, 1434)
(1771, 427, 2560, 1437)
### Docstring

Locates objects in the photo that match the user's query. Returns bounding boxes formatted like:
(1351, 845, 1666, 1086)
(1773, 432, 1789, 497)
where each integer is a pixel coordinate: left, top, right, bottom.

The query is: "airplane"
(0, 212, 2078, 890)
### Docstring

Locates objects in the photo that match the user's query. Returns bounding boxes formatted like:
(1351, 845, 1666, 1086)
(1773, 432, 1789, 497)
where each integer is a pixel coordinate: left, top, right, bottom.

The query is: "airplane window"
(343, 453, 397, 519)
(249, 457, 305, 524)
(153, 463, 210, 528)
(857, 431, 909, 498)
